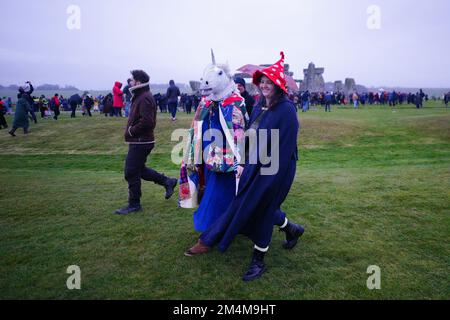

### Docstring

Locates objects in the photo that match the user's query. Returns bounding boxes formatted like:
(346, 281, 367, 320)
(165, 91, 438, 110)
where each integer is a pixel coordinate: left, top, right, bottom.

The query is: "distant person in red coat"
(51, 94, 61, 120)
(113, 81, 124, 117)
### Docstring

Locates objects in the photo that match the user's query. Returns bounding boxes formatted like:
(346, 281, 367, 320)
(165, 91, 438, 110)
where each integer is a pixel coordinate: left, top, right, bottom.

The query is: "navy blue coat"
(200, 97, 299, 251)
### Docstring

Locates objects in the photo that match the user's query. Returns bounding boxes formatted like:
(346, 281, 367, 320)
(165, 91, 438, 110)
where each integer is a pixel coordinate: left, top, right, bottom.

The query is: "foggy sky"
(1, 0, 449, 90)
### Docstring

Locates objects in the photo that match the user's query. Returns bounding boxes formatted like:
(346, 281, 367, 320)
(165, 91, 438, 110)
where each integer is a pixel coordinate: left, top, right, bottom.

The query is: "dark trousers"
(168, 102, 177, 118)
(125, 144, 168, 206)
(53, 106, 60, 120)
(0, 113, 7, 128)
(29, 109, 37, 123)
(85, 107, 92, 117)
(113, 108, 122, 117)
(325, 103, 331, 112)
(70, 104, 77, 118)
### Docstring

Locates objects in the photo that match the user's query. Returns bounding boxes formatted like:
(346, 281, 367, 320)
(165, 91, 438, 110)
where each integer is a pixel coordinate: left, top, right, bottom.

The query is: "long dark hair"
(257, 85, 286, 109)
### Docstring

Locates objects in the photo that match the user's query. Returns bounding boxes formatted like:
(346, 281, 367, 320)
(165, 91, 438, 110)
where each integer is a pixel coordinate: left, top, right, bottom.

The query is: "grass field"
(0, 102, 449, 299)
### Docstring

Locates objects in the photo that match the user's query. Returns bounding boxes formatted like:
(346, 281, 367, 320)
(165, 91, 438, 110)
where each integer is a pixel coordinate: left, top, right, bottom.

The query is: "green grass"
(0, 102, 449, 299)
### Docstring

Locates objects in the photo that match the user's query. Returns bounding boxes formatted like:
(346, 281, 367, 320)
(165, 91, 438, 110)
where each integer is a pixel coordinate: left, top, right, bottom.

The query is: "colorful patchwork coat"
(178, 93, 247, 208)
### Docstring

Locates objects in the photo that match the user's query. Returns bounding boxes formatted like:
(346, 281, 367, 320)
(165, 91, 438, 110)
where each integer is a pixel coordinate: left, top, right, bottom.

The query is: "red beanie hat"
(253, 51, 288, 94)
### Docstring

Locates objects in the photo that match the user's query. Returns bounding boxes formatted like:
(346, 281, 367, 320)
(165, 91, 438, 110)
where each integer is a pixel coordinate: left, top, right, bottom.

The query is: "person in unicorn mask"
(178, 50, 248, 233)
(185, 52, 305, 282)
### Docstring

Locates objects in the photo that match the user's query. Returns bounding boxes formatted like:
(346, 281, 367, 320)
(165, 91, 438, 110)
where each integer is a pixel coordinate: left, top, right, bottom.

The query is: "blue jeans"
(113, 107, 122, 117)
(302, 101, 309, 112)
(124, 101, 131, 117)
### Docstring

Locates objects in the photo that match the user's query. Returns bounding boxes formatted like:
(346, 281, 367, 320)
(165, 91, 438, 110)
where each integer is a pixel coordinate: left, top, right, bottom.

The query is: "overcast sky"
(1, 0, 449, 89)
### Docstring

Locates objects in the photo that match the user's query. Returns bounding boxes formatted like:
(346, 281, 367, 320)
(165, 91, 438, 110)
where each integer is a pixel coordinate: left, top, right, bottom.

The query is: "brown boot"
(184, 240, 211, 257)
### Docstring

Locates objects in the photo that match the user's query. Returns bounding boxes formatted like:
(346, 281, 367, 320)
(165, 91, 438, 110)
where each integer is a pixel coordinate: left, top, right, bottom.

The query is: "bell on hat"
(252, 51, 288, 94)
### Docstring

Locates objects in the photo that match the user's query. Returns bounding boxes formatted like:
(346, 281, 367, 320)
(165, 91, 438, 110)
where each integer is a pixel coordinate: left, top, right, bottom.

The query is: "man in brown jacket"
(115, 70, 178, 215)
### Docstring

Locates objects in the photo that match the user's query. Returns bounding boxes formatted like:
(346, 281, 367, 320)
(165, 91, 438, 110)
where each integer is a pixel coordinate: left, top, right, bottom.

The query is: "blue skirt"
(193, 168, 236, 232)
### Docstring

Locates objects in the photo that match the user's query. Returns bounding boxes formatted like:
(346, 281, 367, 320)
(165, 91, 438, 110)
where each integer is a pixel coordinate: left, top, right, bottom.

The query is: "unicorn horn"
(211, 49, 216, 65)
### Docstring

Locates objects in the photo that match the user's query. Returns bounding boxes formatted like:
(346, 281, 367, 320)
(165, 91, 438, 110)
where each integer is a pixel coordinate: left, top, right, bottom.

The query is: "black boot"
(115, 203, 142, 215)
(8, 128, 16, 137)
(164, 178, 178, 200)
(280, 221, 305, 250)
(242, 249, 267, 282)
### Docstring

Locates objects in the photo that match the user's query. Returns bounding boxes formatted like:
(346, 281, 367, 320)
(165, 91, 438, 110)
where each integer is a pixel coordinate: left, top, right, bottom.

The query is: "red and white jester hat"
(253, 51, 288, 94)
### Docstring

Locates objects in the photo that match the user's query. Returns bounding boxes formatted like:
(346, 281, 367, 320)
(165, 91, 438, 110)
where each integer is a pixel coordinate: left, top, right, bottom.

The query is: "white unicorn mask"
(199, 50, 237, 102)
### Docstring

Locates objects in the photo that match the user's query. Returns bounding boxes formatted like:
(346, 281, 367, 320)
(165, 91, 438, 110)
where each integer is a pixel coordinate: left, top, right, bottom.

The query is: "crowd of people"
(294, 89, 435, 112)
(103, 79, 200, 120)
(2, 78, 448, 137)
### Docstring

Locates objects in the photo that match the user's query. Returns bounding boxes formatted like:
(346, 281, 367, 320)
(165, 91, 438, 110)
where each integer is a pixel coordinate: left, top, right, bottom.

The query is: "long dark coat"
(13, 97, 31, 129)
(200, 97, 299, 251)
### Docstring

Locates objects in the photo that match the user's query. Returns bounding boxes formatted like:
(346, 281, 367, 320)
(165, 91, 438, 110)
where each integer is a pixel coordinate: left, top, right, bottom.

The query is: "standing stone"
(301, 62, 325, 92)
(344, 78, 356, 94)
(334, 81, 344, 92)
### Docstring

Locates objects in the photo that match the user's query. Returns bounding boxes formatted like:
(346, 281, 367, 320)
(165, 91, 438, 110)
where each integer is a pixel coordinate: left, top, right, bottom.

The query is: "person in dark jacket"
(18, 82, 37, 124)
(324, 91, 332, 112)
(193, 94, 200, 112)
(185, 52, 305, 282)
(153, 93, 162, 113)
(68, 94, 82, 118)
(234, 76, 255, 117)
(159, 94, 168, 113)
(166, 79, 180, 121)
(9, 90, 32, 136)
(61, 96, 69, 111)
(301, 90, 310, 112)
(415, 92, 422, 109)
(185, 95, 193, 114)
(115, 70, 178, 215)
(122, 78, 132, 117)
(102, 93, 113, 117)
(83, 94, 94, 117)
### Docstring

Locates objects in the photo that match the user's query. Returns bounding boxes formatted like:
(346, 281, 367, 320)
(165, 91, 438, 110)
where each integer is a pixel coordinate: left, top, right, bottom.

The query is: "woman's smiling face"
(259, 75, 276, 100)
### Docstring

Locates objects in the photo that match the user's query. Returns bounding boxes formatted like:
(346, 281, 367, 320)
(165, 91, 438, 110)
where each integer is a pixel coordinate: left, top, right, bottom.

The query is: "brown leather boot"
(184, 240, 211, 257)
